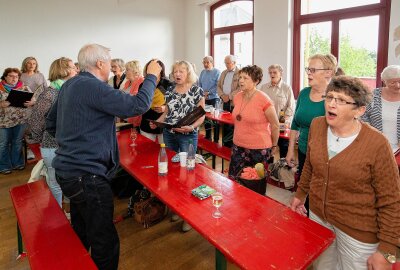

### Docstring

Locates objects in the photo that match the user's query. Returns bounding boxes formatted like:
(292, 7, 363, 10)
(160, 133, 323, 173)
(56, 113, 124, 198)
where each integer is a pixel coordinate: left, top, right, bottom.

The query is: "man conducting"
(46, 43, 161, 270)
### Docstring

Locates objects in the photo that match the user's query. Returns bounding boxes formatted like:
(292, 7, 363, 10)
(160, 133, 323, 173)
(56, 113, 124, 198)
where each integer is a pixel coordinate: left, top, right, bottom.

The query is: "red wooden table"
(205, 111, 290, 140)
(117, 130, 335, 270)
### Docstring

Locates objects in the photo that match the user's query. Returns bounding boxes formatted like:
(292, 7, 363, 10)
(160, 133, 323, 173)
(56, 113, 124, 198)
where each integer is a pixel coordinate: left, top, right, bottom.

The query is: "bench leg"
(212, 155, 216, 169)
(16, 223, 27, 260)
(215, 248, 227, 270)
(221, 159, 224, 173)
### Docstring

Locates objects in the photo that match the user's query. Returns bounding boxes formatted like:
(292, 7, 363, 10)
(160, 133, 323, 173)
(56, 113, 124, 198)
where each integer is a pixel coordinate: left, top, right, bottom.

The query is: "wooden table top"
(117, 130, 335, 270)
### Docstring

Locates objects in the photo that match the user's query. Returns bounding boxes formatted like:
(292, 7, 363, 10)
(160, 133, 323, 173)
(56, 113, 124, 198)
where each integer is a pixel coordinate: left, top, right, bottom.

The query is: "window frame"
(292, 0, 391, 96)
(210, 0, 254, 65)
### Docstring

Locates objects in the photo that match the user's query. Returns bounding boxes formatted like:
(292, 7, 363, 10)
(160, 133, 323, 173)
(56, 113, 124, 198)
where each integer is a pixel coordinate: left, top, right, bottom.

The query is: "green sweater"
(291, 87, 325, 154)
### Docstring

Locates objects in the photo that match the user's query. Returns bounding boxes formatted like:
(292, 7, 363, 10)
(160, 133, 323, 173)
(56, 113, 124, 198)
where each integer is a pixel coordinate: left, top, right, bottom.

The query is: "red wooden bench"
(197, 134, 231, 172)
(9, 180, 97, 270)
(26, 143, 42, 164)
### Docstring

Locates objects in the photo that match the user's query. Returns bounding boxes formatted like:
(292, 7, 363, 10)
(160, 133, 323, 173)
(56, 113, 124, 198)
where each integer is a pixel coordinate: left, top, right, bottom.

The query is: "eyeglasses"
(322, 95, 357, 105)
(387, 80, 400, 86)
(7, 75, 19, 79)
(304, 67, 330, 74)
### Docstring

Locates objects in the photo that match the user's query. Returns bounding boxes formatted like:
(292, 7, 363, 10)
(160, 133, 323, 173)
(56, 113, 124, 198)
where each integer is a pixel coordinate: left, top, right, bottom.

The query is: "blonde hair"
(172, 60, 198, 85)
(309, 53, 338, 73)
(21, 57, 39, 73)
(125, 60, 142, 76)
(48, 57, 73, 82)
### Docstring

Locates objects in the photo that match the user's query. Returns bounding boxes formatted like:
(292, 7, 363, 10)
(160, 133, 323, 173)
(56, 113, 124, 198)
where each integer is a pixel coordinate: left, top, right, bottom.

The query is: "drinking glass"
(212, 192, 223, 218)
(130, 128, 138, 146)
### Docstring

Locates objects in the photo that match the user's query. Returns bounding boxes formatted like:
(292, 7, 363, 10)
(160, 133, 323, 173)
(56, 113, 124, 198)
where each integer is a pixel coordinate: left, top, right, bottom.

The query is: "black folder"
(5, 90, 34, 108)
(150, 106, 206, 129)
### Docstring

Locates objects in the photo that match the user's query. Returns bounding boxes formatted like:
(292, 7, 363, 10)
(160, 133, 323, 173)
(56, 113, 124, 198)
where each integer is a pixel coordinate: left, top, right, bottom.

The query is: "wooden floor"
(0, 160, 240, 270)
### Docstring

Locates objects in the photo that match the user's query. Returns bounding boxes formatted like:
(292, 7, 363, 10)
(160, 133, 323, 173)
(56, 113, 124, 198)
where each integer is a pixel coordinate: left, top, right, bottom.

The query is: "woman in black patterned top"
(151, 60, 205, 152)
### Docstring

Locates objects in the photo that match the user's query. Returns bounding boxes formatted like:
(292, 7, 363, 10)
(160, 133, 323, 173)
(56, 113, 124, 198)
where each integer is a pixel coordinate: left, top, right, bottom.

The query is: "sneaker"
(182, 221, 192, 232)
(13, 165, 25, 171)
(171, 214, 180, 222)
(27, 149, 35, 160)
(0, 169, 12, 175)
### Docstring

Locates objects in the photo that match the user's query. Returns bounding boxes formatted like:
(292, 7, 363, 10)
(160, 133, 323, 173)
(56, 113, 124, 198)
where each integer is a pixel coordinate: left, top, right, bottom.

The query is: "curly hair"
(326, 76, 372, 107)
(1, 68, 22, 80)
(239, 65, 263, 85)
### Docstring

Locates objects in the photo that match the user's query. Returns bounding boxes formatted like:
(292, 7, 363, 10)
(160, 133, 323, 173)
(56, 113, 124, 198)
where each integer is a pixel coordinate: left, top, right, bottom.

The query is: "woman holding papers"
(151, 60, 205, 153)
(0, 68, 35, 174)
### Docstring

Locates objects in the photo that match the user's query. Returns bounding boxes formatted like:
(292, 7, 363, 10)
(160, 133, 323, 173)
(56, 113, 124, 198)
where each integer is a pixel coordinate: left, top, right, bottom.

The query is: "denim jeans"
(40, 147, 63, 206)
(56, 174, 120, 270)
(0, 124, 26, 172)
(163, 130, 198, 153)
(205, 98, 219, 142)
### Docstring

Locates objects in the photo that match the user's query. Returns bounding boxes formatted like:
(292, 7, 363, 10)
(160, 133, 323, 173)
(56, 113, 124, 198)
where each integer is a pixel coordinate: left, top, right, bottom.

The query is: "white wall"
(253, 0, 293, 85)
(0, 0, 185, 79)
(1, 0, 398, 81)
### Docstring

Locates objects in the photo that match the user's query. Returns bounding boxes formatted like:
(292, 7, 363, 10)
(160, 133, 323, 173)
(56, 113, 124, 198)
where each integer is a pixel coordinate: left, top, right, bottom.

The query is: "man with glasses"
(217, 55, 240, 147)
(199, 56, 221, 141)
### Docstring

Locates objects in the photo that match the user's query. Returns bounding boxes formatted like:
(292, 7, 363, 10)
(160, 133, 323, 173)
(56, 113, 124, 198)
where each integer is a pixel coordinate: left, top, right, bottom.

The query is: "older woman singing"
(290, 76, 400, 270)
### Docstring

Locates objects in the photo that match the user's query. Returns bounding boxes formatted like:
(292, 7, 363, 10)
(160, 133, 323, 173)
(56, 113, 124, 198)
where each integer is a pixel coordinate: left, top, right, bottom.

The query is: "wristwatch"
(380, 251, 396, 264)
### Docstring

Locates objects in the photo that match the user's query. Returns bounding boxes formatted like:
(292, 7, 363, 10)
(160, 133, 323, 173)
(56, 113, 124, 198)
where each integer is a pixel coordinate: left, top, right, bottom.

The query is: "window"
(293, 0, 391, 95)
(211, 0, 254, 70)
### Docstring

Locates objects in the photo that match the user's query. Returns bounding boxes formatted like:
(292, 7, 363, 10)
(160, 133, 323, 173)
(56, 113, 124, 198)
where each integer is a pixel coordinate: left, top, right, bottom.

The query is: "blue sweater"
(46, 71, 157, 180)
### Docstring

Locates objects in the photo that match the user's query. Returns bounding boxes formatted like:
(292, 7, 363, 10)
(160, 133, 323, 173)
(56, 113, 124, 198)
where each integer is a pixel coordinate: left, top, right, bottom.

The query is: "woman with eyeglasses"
(361, 65, 400, 152)
(286, 54, 337, 215)
(0, 68, 35, 174)
(290, 76, 400, 270)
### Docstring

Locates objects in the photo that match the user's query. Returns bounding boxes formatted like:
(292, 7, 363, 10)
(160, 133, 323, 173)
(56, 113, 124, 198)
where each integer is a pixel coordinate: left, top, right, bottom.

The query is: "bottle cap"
(160, 143, 166, 147)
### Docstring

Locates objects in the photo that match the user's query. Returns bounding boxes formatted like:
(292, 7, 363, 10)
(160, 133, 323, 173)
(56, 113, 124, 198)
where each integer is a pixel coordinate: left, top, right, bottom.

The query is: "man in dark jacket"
(46, 43, 161, 270)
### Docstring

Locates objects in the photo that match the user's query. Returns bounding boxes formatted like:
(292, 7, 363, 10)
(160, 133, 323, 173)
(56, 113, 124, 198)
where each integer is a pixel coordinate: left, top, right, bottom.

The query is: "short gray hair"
(381, 65, 400, 81)
(268, 64, 283, 73)
(225, 55, 237, 63)
(111, 58, 125, 71)
(78, 44, 111, 72)
(203, 56, 214, 63)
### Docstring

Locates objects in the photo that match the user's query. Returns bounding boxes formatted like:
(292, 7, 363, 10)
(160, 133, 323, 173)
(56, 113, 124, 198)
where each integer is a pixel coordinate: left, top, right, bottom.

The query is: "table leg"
(16, 223, 27, 260)
(215, 248, 227, 270)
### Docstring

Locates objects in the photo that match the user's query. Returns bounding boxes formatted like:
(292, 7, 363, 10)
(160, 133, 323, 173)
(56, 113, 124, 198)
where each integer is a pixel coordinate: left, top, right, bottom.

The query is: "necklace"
(236, 90, 257, 121)
(331, 121, 361, 142)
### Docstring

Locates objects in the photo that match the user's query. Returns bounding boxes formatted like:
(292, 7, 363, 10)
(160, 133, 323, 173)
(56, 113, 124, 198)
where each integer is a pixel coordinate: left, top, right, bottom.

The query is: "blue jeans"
(163, 130, 198, 153)
(40, 147, 63, 206)
(56, 174, 119, 270)
(0, 124, 26, 172)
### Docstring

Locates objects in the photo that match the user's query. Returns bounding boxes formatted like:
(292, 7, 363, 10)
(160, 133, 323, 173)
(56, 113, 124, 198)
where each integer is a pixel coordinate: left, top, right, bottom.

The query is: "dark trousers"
(222, 101, 234, 147)
(278, 137, 289, 158)
(205, 98, 219, 142)
(56, 174, 120, 270)
(297, 150, 309, 216)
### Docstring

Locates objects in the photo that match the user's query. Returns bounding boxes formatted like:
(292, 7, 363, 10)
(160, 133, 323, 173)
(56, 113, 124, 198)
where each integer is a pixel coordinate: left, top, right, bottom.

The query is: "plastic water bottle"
(214, 99, 220, 117)
(158, 143, 168, 175)
(186, 139, 196, 170)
